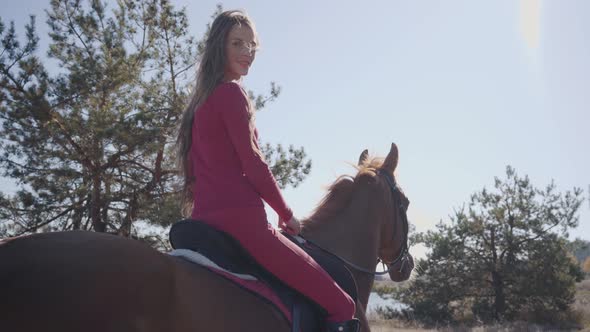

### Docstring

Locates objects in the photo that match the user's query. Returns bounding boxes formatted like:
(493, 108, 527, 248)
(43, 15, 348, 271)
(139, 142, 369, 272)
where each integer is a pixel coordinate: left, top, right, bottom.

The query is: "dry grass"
(368, 318, 434, 332)
(368, 278, 590, 331)
(368, 319, 588, 332)
(573, 279, 590, 330)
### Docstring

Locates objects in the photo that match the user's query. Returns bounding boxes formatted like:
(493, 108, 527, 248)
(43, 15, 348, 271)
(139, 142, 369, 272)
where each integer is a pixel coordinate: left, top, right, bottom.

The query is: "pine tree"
(402, 166, 584, 325)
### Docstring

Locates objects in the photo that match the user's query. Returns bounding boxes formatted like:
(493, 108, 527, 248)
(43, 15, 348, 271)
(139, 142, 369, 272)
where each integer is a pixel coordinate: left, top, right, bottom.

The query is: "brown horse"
(0, 143, 412, 332)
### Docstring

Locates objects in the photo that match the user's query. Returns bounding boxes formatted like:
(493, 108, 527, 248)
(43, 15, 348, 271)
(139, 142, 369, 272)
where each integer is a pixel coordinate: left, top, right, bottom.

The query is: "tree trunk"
(490, 228, 505, 321)
(119, 194, 137, 237)
(71, 204, 83, 230)
(91, 174, 105, 232)
(491, 270, 505, 321)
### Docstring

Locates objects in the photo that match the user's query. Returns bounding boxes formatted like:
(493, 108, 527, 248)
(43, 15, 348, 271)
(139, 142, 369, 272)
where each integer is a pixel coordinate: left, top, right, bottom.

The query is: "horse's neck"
(302, 205, 380, 309)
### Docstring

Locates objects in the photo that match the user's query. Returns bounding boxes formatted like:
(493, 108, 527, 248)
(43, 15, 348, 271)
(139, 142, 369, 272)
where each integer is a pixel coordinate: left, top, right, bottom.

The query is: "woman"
(176, 9, 359, 332)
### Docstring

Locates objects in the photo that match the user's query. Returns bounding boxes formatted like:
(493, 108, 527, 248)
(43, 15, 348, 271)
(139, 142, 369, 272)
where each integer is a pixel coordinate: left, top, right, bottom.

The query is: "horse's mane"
(302, 157, 386, 231)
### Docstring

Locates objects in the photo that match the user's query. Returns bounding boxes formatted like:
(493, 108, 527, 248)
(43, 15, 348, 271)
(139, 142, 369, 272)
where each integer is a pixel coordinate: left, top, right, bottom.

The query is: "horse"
(0, 143, 413, 332)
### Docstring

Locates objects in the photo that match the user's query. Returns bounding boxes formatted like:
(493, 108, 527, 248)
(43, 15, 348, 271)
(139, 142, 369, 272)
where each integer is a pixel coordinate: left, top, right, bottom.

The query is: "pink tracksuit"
(189, 82, 355, 322)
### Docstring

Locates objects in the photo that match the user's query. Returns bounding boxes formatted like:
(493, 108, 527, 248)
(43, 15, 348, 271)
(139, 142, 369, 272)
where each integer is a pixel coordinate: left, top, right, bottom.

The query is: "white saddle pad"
(168, 249, 258, 281)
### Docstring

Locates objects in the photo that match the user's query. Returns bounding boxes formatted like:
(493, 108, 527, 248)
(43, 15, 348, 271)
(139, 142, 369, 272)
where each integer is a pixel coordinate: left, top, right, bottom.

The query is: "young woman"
(176, 9, 360, 332)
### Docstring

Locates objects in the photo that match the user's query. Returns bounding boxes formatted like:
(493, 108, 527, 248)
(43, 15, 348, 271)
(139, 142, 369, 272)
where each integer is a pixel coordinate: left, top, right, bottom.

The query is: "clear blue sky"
(2, 1, 589, 258)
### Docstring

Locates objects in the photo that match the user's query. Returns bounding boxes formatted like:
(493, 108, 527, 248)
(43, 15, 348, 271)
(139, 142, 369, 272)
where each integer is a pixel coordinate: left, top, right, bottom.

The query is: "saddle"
(168, 219, 358, 332)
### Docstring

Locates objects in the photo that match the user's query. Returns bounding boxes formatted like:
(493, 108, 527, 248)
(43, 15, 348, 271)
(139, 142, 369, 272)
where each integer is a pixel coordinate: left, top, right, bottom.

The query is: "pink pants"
(199, 210, 355, 322)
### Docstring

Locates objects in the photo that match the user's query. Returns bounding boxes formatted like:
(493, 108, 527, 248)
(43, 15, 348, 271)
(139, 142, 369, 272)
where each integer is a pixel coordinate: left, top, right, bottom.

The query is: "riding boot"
(326, 318, 360, 332)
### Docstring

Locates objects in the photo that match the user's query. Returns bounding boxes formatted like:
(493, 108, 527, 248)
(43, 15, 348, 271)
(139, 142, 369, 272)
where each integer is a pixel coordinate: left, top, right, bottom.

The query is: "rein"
(299, 237, 392, 276)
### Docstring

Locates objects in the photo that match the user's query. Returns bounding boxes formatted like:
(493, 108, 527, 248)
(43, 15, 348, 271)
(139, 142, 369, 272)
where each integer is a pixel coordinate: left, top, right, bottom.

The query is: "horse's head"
(357, 143, 413, 281)
(303, 143, 414, 281)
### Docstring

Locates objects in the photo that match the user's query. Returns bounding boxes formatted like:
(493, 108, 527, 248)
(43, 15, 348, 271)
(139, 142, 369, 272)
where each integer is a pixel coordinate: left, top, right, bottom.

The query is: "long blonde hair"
(176, 10, 258, 215)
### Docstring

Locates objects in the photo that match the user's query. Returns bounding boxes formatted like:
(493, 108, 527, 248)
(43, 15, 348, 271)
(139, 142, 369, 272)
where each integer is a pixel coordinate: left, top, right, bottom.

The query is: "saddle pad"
(169, 249, 257, 281)
(168, 250, 292, 323)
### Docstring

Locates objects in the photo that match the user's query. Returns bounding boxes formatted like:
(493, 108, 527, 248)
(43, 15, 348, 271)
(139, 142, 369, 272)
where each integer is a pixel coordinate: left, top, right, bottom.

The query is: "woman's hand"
(279, 215, 301, 235)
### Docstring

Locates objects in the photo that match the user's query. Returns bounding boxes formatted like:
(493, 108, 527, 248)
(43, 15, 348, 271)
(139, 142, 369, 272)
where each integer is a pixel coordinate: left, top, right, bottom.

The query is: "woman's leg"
(225, 222, 355, 322)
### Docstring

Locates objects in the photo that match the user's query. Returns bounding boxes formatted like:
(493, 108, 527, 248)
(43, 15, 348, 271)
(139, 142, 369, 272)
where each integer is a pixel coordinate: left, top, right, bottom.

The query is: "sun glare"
(520, 0, 541, 50)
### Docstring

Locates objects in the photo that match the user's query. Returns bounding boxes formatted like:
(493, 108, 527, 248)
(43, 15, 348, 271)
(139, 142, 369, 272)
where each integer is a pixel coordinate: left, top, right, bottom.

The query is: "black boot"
(326, 318, 360, 332)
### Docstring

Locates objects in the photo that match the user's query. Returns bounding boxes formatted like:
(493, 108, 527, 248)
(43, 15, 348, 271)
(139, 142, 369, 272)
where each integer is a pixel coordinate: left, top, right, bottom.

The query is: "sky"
(1, 0, 589, 259)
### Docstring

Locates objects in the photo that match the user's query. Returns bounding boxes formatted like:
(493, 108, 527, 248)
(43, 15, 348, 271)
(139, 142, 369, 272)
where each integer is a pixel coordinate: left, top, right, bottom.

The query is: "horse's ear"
(382, 143, 399, 172)
(358, 149, 369, 166)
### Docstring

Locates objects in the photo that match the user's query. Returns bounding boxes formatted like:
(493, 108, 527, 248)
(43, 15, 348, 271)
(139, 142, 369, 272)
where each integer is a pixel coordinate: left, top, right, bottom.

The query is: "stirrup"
(326, 318, 360, 332)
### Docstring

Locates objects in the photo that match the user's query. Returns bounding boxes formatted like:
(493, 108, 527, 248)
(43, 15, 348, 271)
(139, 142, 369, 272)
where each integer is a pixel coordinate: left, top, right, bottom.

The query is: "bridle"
(301, 170, 410, 276)
(376, 170, 410, 275)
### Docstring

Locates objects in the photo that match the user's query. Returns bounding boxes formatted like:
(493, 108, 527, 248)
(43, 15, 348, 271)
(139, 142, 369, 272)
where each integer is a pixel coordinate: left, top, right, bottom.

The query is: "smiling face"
(224, 24, 258, 82)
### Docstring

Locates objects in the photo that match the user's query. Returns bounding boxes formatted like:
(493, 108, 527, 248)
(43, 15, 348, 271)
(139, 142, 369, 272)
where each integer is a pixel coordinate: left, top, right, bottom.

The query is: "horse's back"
(0, 231, 291, 332)
(0, 231, 176, 332)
